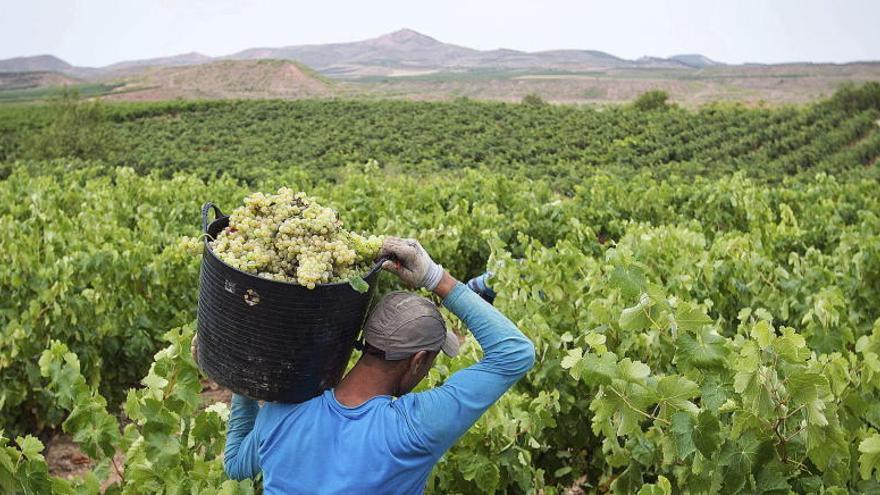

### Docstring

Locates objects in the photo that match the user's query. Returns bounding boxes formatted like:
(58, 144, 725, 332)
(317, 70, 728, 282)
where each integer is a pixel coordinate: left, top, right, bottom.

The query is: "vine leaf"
(858, 434, 880, 480)
(15, 436, 45, 462)
(674, 302, 712, 332)
(609, 265, 647, 299)
(676, 328, 728, 369)
(349, 276, 369, 294)
(655, 376, 700, 415)
(693, 410, 722, 458)
(670, 412, 696, 460)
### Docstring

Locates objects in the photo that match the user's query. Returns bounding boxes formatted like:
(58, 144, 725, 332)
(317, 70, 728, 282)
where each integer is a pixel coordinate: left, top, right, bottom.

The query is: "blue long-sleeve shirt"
(223, 282, 535, 494)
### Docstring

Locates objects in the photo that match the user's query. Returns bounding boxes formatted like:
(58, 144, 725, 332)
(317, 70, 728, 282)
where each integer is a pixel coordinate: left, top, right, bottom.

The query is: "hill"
(101, 59, 334, 101)
(0, 55, 72, 73)
(0, 29, 726, 79)
(103, 52, 213, 73)
(226, 29, 641, 76)
(0, 71, 80, 90)
(669, 54, 724, 68)
(229, 29, 477, 71)
(1, 29, 877, 105)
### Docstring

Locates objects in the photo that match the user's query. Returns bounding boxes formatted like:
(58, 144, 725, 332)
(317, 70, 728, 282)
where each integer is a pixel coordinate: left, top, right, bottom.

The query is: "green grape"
(177, 236, 204, 256)
(208, 188, 384, 288)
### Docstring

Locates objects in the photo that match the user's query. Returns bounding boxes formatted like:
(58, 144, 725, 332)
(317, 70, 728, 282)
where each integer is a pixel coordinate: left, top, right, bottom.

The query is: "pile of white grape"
(208, 188, 383, 289)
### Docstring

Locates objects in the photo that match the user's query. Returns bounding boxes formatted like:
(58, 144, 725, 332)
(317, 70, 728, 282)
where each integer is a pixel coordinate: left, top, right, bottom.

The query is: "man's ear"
(408, 350, 429, 375)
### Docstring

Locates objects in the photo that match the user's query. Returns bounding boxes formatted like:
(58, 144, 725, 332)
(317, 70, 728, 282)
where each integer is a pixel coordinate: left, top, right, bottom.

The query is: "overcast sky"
(2, 0, 878, 67)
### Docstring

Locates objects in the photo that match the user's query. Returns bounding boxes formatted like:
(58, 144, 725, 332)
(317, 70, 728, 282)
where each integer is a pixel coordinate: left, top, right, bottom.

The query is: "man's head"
(359, 291, 460, 396)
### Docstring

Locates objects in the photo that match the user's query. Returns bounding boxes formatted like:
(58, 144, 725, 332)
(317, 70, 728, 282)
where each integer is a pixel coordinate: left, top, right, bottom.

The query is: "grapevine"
(1, 86, 879, 493)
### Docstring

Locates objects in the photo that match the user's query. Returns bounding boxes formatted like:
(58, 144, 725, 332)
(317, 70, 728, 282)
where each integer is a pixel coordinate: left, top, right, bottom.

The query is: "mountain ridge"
(0, 28, 728, 77)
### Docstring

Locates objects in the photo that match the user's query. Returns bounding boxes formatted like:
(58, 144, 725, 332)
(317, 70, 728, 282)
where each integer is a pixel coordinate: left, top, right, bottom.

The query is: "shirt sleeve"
(401, 282, 535, 455)
(223, 393, 262, 480)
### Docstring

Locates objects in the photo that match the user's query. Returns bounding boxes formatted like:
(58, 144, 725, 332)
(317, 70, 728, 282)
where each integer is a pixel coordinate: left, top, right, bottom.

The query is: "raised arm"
(223, 393, 262, 480)
(379, 238, 535, 454)
(402, 272, 535, 453)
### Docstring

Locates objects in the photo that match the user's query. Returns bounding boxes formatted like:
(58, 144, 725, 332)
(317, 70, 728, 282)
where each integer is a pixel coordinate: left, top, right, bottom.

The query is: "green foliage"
(829, 81, 880, 113)
(1, 95, 880, 492)
(3, 325, 254, 494)
(0, 83, 124, 104)
(632, 90, 671, 112)
(0, 166, 244, 432)
(475, 197, 879, 492)
(19, 89, 116, 160)
(2, 95, 877, 186)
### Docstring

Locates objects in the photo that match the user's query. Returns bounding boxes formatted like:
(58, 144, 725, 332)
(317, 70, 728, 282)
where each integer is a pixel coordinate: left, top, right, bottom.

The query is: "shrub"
(521, 93, 548, 106)
(829, 81, 880, 113)
(632, 90, 671, 111)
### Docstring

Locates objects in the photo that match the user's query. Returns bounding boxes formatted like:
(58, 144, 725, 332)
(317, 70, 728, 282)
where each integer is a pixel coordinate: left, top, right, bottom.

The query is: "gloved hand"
(467, 271, 497, 304)
(379, 237, 444, 291)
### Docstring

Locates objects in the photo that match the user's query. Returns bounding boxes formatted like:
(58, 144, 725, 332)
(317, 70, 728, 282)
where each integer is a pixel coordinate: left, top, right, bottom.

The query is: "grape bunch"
(208, 188, 384, 288)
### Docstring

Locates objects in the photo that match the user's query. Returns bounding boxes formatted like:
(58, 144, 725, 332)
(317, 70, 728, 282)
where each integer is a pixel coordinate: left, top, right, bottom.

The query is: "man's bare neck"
(334, 359, 398, 407)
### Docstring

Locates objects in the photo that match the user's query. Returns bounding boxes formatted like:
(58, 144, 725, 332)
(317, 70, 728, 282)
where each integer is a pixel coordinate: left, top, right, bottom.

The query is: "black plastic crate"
(196, 203, 380, 402)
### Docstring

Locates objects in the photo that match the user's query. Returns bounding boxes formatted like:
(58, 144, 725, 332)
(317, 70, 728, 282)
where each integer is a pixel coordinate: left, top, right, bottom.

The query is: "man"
(223, 237, 535, 494)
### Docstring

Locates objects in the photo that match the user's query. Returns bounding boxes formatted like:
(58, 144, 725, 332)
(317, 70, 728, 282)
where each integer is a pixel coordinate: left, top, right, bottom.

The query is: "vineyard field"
(2, 89, 879, 186)
(2, 86, 880, 493)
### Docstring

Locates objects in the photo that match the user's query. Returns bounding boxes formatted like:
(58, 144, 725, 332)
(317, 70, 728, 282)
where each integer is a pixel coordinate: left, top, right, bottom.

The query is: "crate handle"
(369, 255, 393, 275)
(201, 202, 225, 233)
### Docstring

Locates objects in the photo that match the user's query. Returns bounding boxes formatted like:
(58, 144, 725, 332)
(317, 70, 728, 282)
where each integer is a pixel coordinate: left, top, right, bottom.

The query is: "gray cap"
(363, 291, 460, 360)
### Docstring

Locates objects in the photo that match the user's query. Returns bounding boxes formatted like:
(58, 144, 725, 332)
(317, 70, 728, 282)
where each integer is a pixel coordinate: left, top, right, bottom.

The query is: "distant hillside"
(0, 29, 810, 82)
(226, 29, 637, 76)
(102, 59, 334, 101)
(1, 28, 876, 105)
(669, 54, 724, 68)
(525, 49, 627, 67)
(103, 52, 213, 73)
(634, 56, 692, 69)
(0, 55, 72, 73)
(0, 71, 80, 90)
(230, 29, 476, 68)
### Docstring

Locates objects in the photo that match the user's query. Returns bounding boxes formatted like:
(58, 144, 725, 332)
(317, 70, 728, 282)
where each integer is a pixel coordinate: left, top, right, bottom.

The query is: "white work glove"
(379, 237, 444, 291)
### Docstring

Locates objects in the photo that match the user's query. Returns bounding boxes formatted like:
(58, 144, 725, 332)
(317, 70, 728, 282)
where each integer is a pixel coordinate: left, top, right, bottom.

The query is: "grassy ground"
(0, 83, 124, 103)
